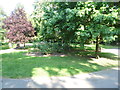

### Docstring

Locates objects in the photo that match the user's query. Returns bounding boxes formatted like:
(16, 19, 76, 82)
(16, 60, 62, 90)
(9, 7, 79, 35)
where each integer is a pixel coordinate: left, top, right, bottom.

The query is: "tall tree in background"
(3, 7, 35, 48)
(0, 7, 7, 43)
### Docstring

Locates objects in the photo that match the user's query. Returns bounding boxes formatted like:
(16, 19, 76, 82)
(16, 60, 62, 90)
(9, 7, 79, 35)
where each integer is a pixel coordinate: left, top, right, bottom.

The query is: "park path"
(0, 43, 32, 54)
(0, 48, 27, 54)
(101, 48, 119, 56)
(0, 67, 118, 88)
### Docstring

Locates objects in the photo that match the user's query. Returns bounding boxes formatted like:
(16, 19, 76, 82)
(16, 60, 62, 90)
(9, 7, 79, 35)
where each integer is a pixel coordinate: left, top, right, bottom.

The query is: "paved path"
(0, 48, 27, 54)
(101, 48, 119, 56)
(0, 43, 32, 54)
(0, 67, 118, 88)
(0, 46, 119, 55)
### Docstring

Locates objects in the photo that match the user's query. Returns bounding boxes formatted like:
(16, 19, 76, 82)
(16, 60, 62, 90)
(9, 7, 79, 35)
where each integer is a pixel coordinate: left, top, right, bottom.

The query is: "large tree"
(32, 2, 119, 57)
(89, 2, 119, 58)
(32, 2, 79, 45)
(3, 7, 35, 47)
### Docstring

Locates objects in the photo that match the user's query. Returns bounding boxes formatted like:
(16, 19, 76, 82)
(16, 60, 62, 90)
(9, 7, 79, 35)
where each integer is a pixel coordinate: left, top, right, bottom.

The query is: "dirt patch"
(25, 52, 67, 57)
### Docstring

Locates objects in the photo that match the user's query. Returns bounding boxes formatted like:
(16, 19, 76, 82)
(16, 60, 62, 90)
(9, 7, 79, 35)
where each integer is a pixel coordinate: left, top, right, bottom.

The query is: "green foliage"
(32, 2, 119, 53)
(33, 42, 70, 54)
(90, 5, 119, 43)
(23, 45, 33, 49)
(0, 42, 9, 50)
(0, 7, 7, 42)
(32, 2, 79, 43)
(38, 43, 51, 54)
(3, 7, 35, 44)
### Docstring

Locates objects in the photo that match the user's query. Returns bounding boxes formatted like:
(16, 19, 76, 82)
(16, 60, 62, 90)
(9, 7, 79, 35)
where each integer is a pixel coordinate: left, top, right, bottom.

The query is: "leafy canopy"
(3, 7, 35, 44)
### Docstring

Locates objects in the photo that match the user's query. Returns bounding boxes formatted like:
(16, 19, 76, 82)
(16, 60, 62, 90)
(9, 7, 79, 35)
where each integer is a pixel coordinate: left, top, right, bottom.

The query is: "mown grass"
(1, 47, 118, 78)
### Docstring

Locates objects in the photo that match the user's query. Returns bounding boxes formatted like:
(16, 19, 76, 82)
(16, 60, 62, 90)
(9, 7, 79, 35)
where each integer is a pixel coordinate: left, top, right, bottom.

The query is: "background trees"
(1, 1, 119, 57)
(3, 7, 35, 48)
(0, 7, 7, 43)
(32, 2, 119, 57)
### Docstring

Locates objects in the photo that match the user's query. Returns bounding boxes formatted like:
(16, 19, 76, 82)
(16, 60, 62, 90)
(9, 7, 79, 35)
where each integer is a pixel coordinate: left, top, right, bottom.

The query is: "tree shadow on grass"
(68, 47, 118, 60)
(29, 67, 118, 88)
(1, 50, 118, 79)
(99, 52, 118, 60)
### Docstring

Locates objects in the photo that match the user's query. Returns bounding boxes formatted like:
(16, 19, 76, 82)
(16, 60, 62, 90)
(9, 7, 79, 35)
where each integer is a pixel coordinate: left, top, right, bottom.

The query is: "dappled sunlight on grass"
(89, 58, 118, 67)
(99, 52, 118, 60)
(32, 67, 73, 77)
(18, 56, 33, 60)
(2, 48, 118, 78)
(32, 68, 50, 77)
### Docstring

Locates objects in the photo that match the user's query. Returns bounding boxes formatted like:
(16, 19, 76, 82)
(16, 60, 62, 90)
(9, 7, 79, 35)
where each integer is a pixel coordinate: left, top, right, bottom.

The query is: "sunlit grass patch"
(2, 50, 118, 78)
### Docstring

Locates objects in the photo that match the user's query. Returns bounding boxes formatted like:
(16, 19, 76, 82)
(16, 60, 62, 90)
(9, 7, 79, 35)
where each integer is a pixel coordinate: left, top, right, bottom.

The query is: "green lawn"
(1, 47, 118, 78)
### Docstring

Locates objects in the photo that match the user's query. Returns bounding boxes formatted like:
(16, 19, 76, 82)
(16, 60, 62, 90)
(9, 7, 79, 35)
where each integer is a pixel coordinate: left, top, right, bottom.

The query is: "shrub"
(32, 42, 68, 55)
(24, 45, 33, 49)
(0, 44, 9, 50)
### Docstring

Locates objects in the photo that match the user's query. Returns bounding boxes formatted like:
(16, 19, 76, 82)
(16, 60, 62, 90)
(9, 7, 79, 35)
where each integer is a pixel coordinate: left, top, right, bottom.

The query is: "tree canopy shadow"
(1, 50, 118, 78)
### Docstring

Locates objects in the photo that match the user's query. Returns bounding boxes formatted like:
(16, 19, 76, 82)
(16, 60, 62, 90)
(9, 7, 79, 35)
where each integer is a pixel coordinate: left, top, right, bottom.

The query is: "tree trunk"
(16, 43, 20, 48)
(95, 36, 99, 59)
(80, 42, 84, 50)
(24, 43, 25, 47)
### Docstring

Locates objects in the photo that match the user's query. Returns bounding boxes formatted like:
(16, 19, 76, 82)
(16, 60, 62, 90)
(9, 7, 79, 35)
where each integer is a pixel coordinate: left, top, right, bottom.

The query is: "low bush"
(0, 43, 9, 50)
(24, 45, 34, 49)
(33, 42, 70, 55)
